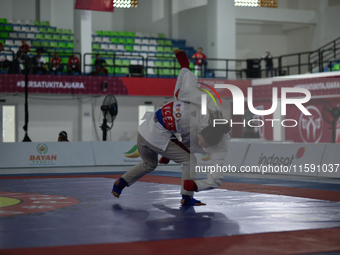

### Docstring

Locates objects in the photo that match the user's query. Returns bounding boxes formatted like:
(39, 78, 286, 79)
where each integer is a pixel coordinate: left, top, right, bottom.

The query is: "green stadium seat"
(41, 21, 50, 26)
(190, 62, 194, 69)
(64, 49, 73, 53)
(0, 25, 3, 31)
(0, 39, 4, 46)
(104, 31, 112, 36)
(127, 32, 135, 37)
(112, 31, 119, 37)
(155, 61, 163, 67)
(59, 42, 67, 48)
(4, 26, 13, 32)
(34, 20, 40, 26)
(119, 31, 127, 37)
(36, 34, 44, 40)
(55, 49, 64, 53)
(0, 18, 8, 24)
(41, 41, 49, 48)
(164, 47, 172, 53)
(175, 69, 180, 76)
(156, 53, 163, 58)
(110, 38, 118, 44)
(47, 28, 55, 33)
(125, 45, 133, 51)
(118, 38, 126, 44)
(162, 61, 171, 68)
(107, 67, 114, 74)
(158, 33, 166, 38)
(126, 38, 134, 44)
(32, 41, 41, 47)
(332, 64, 340, 71)
(69, 35, 74, 41)
(157, 46, 165, 52)
(115, 59, 122, 66)
(61, 35, 69, 41)
(114, 67, 121, 74)
(106, 59, 114, 66)
(44, 34, 52, 40)
(158, 40, 165, 45)
(61, 57, 69, 64)
(52, 34, 61, 41)
(56, 28, 63, 34)
(39, 27, 47, 33)
(64, 29, 72, 34)
(122, 60, 130, 66)
(121, 67, 129, 74)
(164, 40, 172, 46)
(50, 41, 58, 48)
(93, 43, 101, 50)
(97, 31, 104, 36)
(67, 42, 74, 48)
(0, 32, 9, 38)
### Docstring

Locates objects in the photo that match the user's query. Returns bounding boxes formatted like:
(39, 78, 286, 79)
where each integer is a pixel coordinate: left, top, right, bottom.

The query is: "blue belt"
(155, 109, 167, 129)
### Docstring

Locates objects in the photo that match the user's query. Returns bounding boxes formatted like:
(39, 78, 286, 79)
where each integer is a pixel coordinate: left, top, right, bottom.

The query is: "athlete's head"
(198, 110, 230, 148)
(198, 47, 203, 53)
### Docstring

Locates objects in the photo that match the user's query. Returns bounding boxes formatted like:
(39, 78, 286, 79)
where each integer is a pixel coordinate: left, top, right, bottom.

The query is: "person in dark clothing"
(94, 54, 108, 76)
(262, 50, 274, 77)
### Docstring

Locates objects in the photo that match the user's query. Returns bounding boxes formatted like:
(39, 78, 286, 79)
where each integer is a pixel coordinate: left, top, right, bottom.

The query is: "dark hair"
(59, 131, 68, 138)
(200, 110, 230, 146)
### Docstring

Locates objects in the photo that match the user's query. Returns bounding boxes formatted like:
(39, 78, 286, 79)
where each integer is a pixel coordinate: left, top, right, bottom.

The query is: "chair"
(14, 39, 22, 46)
(150, 33, 158, 38)
(44, 34, 52, 40)
(50, 41, 58, 48)
(34, 20, 41, 26)
(116, 44, 125, 51)
(5, 26, 13, 32)
(25, 20, 34, 25)
(119, 31, 127, 37)
(149, 39, 157, 45)
(120, 67, 129, 74)
(96, 30, 104, 36)
(133, 45, 141, 51)
(0, 18, 8, 24)
(102, 37, 110, 43)
(21, 26, 30, 32)
(0, 32, 9, 38)
(58, 42, 67, 48)
(9, 32, 17, 38)
(52, 34, 61, 41)
(125, 45, 133, 52)
(118, 38, 126, 44)
(41, 21, 50, 26)
(158, 40, 165, 45)
(164, 40, 173, 46)
(27, 33, 35, 39)
(332, 64, 340, 71)
(47, 28, 56, 33)
(141, 39, 149, 44)
(126, 38, 134, 44)
(30, 27, 39, 33)
(13, 26, 21, 31)
(64, 29, 72, 34)
(106, 59, 114, 66)
(149, 46, 157, 52)
(93, 43, 101, 50)
(110, 38, 118, 44)
(69, 35, 74, 41)
(61, 35, 69, 41)
(127, 32, 135, 37)
(112, 31, 119, 37)
(158, 33, 166, 39)
(94, 36, 102, 42)
(36, 34, 44, 40)
(56, 28, 63, 34)
(141, 46, 149, 52)
(157, 46, 165, 52)
(67, 42, 74, 49)
(101, 44, 109, 50)
(16, 19, 24, 24)
(39, 27, 47, 33)
(147, 68, 156, 75)
(109, 44, 117, 50)
(32, 41, 41, 47)
(41, 41, 49, 48)
(122, 60, 130, 66)
(135, 32, 143, 37)
(104, 31, 112, 36)
(134, 38, 142, 44)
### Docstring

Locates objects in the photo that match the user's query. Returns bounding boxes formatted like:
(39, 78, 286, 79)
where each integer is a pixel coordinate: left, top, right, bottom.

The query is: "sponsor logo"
(30, 144, 57, 165)
(258, 147, 306, 166)
(175, 113, 181, 118)
(124, 145, 140, 158)
(299, 105, 323, 143)
(16, 81, 85, 89)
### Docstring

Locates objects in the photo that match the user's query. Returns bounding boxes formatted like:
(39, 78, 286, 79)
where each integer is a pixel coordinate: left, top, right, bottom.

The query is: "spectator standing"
(51, 52, 63, 74)
(94, 54, 108, 76)
(262, 50, 274, 77)
(19, 39, 30, 55)
(192, 47, 207, 78)
(68, 53, 80, 75)
(32, 50, 47, 75)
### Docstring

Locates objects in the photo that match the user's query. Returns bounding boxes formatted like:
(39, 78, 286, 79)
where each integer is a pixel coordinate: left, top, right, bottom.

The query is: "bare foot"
(181, 199, 206, 206)
(111, 179, 121, 198)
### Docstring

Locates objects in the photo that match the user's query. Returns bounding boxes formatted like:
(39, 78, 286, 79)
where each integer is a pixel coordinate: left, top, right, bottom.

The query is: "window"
(234, 0, 278, 8)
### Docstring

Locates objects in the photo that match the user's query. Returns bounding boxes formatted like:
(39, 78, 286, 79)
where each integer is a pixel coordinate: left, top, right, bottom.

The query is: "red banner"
(75, 0, 113, 12)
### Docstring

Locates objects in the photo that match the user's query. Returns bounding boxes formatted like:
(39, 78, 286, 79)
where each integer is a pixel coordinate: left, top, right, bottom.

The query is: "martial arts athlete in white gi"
(112, 50, 229, 206)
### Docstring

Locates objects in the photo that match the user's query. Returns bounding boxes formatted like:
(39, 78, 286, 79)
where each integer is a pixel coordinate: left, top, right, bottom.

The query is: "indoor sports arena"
(1, 1, 340, 254)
